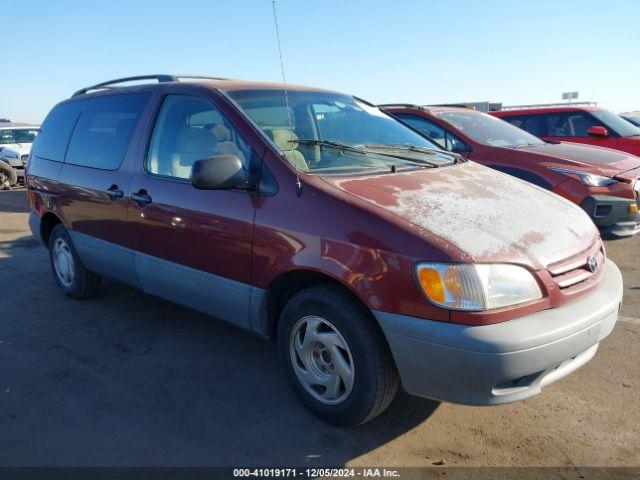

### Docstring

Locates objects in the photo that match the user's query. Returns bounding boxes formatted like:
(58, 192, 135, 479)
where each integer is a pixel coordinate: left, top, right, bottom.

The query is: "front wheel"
(277, 285, 399, 426)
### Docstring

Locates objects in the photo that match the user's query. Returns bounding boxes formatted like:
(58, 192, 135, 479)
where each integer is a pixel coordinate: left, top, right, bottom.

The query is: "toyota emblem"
(587, 256, 598, 273)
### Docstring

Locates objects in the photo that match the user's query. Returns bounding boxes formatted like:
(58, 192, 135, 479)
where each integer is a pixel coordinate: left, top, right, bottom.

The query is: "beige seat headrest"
(212, 124, 231, 142)
(176, 128, 217, 152)
(271, 129, 299, 150)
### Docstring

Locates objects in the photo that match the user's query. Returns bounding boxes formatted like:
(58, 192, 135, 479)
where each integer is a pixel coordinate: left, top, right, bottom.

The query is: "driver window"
(147, 95, 251, 180)
(545, 112, 600, 137)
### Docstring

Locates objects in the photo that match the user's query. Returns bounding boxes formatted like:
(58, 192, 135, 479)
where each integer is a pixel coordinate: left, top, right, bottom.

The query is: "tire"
(48, 224, 101, 299)
(277, 284, 399, 426)
(0, 162, 17, 189)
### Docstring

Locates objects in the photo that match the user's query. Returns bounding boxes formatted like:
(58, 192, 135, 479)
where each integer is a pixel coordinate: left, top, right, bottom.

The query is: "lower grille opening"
(492, 370, 545, 395)
(595, 205, 612, 218)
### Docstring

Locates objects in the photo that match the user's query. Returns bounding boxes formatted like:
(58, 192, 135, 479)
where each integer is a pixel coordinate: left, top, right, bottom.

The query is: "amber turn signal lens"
(629, 203, 638, 214)
(417, 268, 445, 303)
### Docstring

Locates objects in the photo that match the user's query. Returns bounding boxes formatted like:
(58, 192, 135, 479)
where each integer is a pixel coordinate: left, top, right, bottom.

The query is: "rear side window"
(65, 93, 150, 170)
(31, 101, 83, 162)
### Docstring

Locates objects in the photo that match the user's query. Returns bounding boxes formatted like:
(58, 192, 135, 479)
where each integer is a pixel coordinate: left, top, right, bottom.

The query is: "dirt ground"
(0, 189, 638, 468)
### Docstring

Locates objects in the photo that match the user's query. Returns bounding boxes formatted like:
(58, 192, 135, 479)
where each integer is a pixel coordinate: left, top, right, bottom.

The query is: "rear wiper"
(296, 139, 367, 155)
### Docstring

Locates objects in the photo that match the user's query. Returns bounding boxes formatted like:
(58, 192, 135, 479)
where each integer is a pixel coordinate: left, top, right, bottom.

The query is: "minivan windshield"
(0, 128, 39, 145)
(590, 109, 640, 137)
(437, 110, 546, 148)
(226, 89, 457, 174)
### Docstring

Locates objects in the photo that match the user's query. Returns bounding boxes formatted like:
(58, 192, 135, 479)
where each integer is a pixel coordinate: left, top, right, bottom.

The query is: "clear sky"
(2, 0, 639, 124)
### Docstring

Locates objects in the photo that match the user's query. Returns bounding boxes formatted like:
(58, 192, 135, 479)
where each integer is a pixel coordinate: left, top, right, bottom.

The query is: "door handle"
(131, 190, 152, 205)
(106, 186, 124, 199)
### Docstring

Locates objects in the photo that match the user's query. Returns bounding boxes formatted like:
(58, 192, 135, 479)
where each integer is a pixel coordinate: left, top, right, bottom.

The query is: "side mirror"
(191, 155, 250, 190)
(588, 126, 608, 137)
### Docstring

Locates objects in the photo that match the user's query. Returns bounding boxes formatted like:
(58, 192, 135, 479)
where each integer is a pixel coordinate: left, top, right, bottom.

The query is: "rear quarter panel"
(26, 157, 66, 228)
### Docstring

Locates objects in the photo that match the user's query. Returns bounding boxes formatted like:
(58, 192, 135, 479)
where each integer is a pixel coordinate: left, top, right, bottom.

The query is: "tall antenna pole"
(271, 0, 302, 197)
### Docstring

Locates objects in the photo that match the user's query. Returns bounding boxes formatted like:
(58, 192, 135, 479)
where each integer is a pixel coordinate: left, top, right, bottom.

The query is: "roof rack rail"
(500, 101, 597, 111)
(72, 74, 235, 97)
(174, 75, 231, 82)
(72, 74, 177, 97)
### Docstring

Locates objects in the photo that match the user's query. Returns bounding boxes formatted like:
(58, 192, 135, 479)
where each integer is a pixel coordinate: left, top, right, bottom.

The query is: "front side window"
(66, 93, 150, 170)
(394, 113, 468, 152)
(0, 129, 39, 145)
(544, 112, 601, 137)
(589, 109, 640, 137)
(226, 89, 456, 174)
(146, 95, 252, 180)
(437, 110, 545, 148)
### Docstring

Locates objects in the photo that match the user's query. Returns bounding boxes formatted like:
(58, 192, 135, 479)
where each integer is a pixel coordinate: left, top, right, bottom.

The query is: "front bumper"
(374, 260, 623, 405)
(580, 195, 640, 237)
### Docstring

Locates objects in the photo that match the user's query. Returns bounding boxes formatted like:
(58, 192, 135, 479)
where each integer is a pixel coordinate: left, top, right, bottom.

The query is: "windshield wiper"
(364, 143, 462, 166)
(295, 139, 454, 170)
(296, 139, 368, 155)
(505, 143, 545, 149)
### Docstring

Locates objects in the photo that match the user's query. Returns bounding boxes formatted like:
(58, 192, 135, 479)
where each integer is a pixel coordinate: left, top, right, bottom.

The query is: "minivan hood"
(322, 162, 597, 269)
(517, 141, 640, 177)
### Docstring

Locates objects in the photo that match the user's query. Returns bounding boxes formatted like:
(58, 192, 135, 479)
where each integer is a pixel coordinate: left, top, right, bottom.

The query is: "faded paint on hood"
(518, 142, 640, 176)
(323, 162, 597, 268)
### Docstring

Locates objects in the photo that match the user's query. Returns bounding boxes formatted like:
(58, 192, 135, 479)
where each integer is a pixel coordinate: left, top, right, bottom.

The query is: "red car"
(26, 76, 622, 426)
(382, 105, 640, 237)
(491, 106, 640, 157)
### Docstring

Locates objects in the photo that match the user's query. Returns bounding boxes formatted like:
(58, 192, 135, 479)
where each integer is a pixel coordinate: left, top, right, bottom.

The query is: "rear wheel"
(277, 284, 399, 426)
(48, 224, 101, 299)
(0, 163, 17, 189)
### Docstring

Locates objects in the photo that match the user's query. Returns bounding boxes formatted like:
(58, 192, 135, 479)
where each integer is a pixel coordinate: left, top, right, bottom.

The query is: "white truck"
(0, 122, 40, 189)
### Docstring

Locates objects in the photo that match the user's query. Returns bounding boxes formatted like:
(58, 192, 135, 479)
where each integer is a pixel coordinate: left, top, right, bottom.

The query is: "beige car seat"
(211, 123, 246, 164)
(270, 129, 307, 169)
(171, 127, 218, 179)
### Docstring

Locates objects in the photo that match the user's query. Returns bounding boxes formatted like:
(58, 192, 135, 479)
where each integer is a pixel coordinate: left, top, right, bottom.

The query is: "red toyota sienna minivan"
(27, 75, 623, 426)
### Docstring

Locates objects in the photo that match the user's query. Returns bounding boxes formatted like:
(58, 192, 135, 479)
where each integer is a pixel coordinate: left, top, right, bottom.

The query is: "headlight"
(416, 263, 542, 311)
(551, 167, 616, 187)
